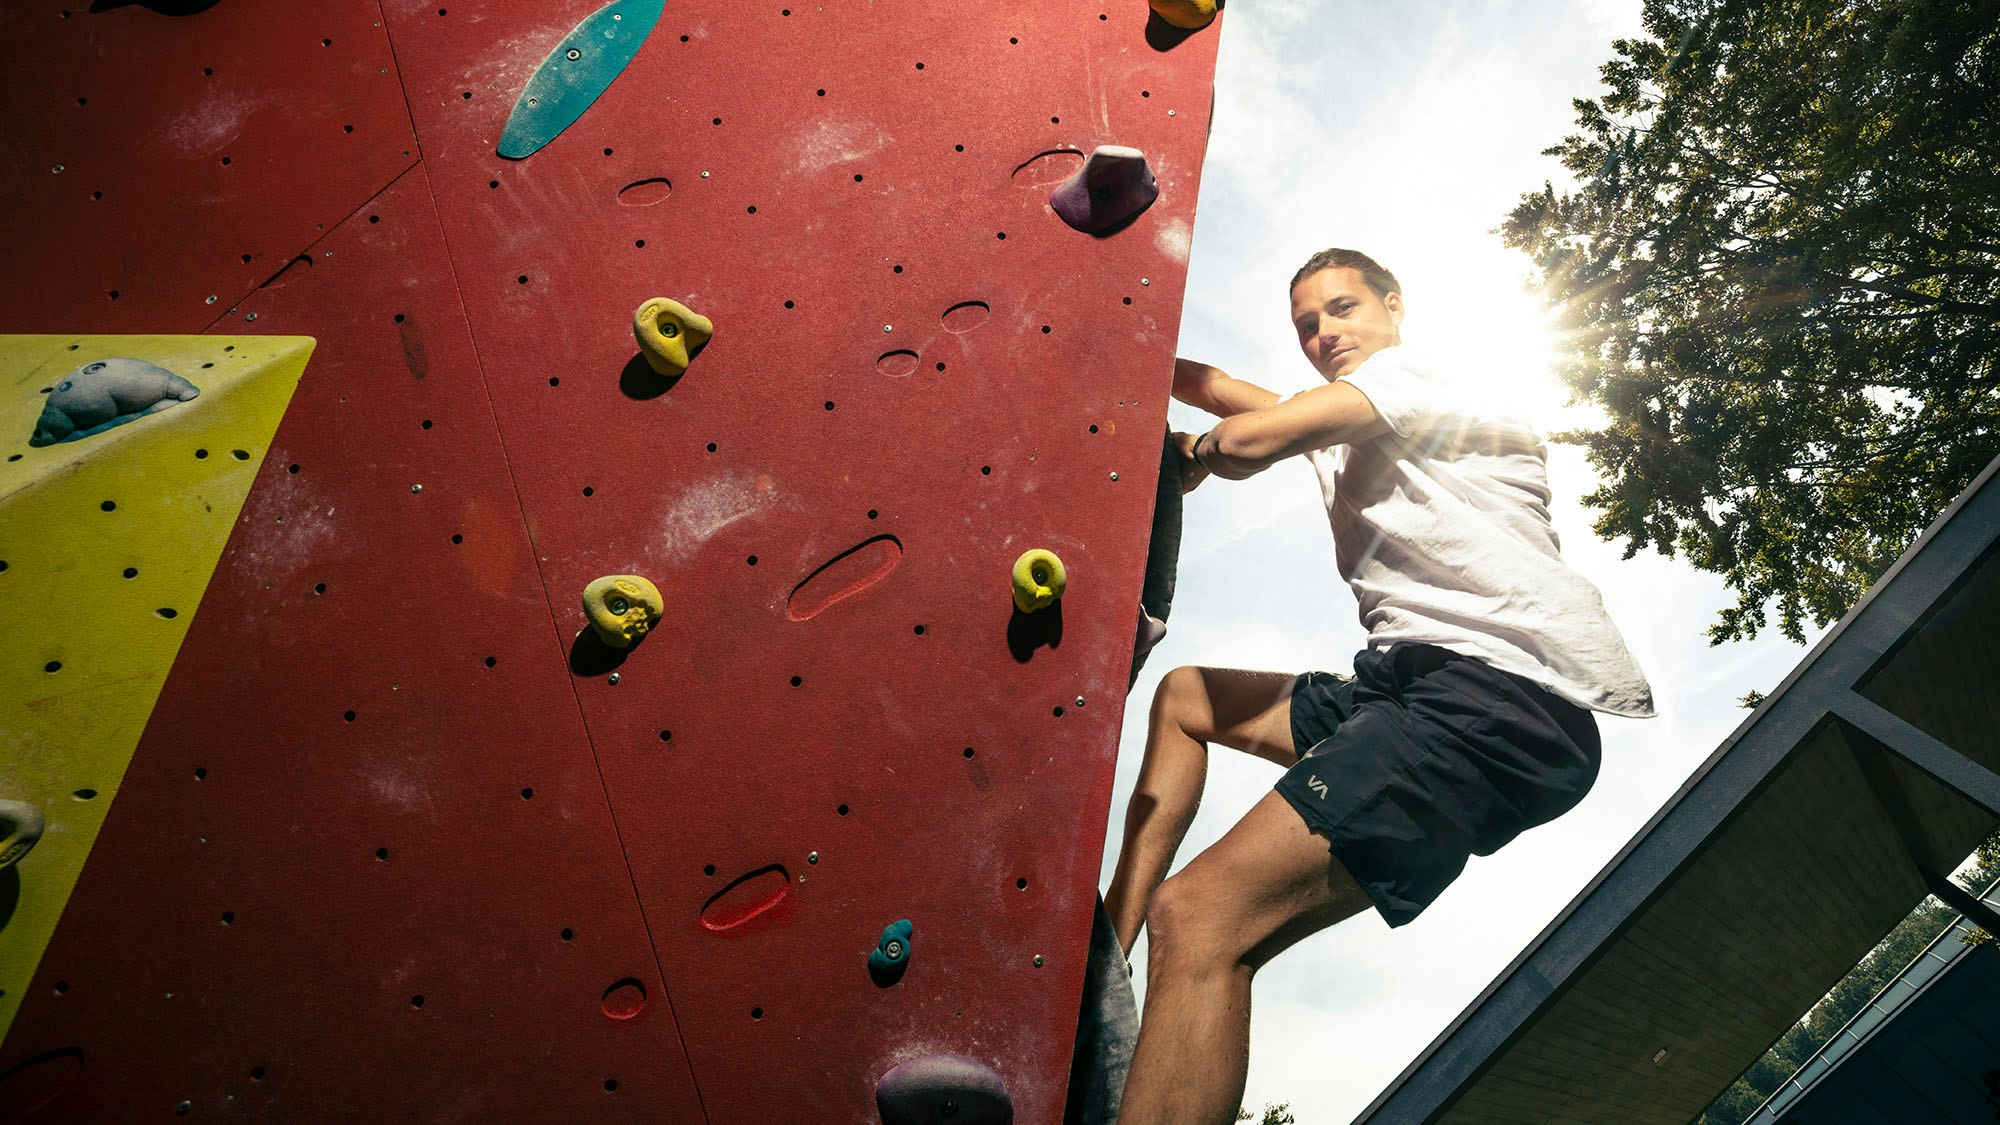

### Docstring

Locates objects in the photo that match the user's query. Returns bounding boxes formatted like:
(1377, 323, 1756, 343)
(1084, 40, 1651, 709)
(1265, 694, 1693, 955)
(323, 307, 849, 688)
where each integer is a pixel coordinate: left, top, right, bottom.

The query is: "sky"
(1101, 2, 1829, 1120)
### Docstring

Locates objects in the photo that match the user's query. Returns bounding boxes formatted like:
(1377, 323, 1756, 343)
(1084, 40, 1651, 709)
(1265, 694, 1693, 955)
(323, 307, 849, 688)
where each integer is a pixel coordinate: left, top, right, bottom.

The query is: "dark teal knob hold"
(869, 919, 914, 985)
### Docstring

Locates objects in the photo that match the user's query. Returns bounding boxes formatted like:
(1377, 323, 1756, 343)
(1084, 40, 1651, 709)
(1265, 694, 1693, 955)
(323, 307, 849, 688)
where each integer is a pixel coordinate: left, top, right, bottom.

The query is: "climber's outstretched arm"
(1171, 358, 1279, 417)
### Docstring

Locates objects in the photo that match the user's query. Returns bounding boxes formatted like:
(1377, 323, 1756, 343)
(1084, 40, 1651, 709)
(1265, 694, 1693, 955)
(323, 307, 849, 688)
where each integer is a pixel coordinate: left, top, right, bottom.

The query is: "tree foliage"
(1503, 0, 2000, 642)
(1236, 1103, 1296, 1124)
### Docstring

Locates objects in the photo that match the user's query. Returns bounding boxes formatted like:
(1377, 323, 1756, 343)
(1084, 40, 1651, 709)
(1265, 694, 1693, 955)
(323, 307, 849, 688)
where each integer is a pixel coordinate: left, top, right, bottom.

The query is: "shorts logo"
(1307, 774, 1328, 799)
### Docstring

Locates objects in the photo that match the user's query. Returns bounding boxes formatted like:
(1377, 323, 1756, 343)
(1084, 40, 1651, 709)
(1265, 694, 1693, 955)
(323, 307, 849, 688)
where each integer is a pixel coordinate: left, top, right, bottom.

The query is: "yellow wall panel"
(0, 334, 312, 1039)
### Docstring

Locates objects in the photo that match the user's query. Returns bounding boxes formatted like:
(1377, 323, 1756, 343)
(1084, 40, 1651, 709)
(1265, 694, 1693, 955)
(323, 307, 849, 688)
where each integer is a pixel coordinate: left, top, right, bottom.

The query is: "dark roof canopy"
(1357, 458, 2000, 1125)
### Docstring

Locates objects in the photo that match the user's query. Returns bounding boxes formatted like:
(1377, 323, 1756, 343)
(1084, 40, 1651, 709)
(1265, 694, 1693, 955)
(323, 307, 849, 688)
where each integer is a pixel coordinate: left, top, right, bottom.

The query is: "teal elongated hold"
(868, 918, 914, 979)
(497, 0, 665, 160)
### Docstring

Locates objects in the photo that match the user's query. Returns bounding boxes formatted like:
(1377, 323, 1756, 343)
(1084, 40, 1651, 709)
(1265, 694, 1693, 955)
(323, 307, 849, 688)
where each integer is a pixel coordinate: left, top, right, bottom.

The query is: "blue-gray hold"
(31, 357, 200, 447)
(1, 799, 45, 870)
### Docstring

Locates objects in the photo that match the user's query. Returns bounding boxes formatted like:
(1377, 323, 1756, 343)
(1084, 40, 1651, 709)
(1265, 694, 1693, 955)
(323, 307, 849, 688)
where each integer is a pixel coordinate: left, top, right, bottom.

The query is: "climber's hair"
(1289, 248, 1402, 303)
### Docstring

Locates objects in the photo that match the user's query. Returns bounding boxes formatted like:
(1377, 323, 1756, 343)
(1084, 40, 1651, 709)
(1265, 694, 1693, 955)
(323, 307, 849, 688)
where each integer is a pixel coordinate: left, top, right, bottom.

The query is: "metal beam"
(1922, 872, 2000, 940)
(1832, 692, 2000, 822)
(1851, 736, 2000, 936)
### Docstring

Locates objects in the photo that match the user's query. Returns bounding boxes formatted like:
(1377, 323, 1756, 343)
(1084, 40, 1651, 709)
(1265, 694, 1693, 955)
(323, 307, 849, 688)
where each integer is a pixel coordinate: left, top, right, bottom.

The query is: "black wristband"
(1191, 430, 1214, 470)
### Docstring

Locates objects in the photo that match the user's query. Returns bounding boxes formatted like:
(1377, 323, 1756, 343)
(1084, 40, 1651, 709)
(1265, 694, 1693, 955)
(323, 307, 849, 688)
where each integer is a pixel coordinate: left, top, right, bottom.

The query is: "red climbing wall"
(0, 1, 1220, 1120)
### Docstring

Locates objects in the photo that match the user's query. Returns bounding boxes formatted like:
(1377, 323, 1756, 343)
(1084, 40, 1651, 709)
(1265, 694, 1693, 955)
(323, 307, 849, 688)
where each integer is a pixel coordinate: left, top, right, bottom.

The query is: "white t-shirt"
(1296, 345, 1655, 717)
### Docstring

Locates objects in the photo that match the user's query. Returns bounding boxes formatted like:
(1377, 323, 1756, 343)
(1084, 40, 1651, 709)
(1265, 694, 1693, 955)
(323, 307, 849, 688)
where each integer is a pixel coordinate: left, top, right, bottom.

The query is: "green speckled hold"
(868, 918, 915, 981)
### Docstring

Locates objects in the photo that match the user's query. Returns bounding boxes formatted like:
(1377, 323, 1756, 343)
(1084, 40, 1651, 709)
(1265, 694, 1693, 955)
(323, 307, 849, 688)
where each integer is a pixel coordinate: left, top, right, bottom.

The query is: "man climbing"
(1103, 248, 1654, 1122)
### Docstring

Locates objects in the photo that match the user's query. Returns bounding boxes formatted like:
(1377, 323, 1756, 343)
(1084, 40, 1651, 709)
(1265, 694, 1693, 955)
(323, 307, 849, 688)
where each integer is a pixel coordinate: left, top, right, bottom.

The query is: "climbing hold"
(30, 357, 200, 447)
(632, 297, 713, 377)
(876, 1053, 1012, 1125)
(1049, 146, 1159, 235)
(700, 865, 793, 931)
(1148, 0, 1216, 30)
(868, 918, 914, 983)
(582, 574, 664, 649)
(1011, 549, 1066, 614)
(0, 799, 45, 870)
(497, 0, 667, 160)
(1135, 606, 1168, 662)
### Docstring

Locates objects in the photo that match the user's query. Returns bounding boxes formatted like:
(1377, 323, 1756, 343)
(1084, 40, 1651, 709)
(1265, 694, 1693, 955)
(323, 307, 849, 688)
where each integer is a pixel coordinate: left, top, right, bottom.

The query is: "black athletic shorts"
(1272, 642, 1601, 927)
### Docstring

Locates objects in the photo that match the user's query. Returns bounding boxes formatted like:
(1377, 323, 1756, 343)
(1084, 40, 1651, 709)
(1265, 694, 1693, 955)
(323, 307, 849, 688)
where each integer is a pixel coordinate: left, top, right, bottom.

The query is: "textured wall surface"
(0, 1, 1220, 1120)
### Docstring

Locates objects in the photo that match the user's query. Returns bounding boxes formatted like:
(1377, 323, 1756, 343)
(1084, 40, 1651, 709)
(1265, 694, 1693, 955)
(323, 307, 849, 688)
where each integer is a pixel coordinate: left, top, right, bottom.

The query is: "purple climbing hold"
(875, 1053, 1012, 1125)
(1049, 145, 1159, 235)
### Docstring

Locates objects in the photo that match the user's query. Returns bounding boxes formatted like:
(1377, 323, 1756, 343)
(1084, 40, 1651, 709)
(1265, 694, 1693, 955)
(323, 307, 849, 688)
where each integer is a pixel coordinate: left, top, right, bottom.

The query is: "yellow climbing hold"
(583, 574, 665, 648)
(632, 297, 713, 377)
(1148, 0, 1216, 29)
(1011, 549, 1067, 614)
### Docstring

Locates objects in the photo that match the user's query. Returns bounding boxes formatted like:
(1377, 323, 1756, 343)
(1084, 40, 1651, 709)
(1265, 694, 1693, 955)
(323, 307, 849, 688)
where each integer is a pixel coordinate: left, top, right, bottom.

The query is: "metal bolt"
(883, 324, 893, 333)
(660, 322, 678, 338)
(1109, 471, 1119, 481)
(700, 170, 710, 178)
(244, 312, 257, 321)
(51, 164, 64, 174)
(565, 47, 581, 60)
(527, 96, 539, 107)
(1076, 696, 1086, 707)
(807, 851, 819, 864)
(205, 295, 217, 305)
(608, 597, 629, 614)
(410, 484, 422, 493)
(885, 940, 904, 958)
(608, 672, 620, 685)
(1141, 278, 1151, 286)
(1033, 955, 1044, 967)
(1167, 109, 1177, 117)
